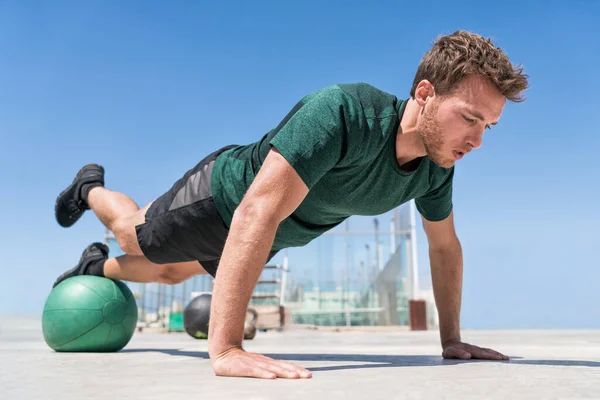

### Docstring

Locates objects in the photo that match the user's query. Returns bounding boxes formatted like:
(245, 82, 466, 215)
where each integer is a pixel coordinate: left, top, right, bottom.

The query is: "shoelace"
(67, 199, 85, 219)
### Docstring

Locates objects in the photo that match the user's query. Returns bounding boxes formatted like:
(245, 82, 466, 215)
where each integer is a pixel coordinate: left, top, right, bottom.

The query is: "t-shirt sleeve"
(415, 167, 454, 222)
(268, 87, 348, 189)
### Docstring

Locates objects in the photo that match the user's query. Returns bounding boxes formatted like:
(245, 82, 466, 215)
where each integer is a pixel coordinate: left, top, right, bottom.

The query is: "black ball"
(183, 293, 212, 339)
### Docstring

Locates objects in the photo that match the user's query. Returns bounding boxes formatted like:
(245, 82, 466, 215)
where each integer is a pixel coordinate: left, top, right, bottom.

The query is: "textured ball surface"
(42, 276, 138, 352)
(184, 293, 212, 339)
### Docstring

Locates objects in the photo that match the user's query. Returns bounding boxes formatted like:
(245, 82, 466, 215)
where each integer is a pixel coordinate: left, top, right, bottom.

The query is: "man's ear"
(414, 80, 435, 107)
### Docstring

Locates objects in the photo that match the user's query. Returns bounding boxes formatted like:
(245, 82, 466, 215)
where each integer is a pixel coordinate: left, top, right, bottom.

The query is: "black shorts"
(135, 145, 278, 278)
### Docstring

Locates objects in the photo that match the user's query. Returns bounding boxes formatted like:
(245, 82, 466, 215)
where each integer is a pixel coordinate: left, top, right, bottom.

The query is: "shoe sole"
(55, 164, 104, 228)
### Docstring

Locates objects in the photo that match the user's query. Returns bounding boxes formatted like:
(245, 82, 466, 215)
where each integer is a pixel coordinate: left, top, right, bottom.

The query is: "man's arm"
(421, 210, 463, 345)
(421, 211, 509, 361)
(208, 147, 312, 379)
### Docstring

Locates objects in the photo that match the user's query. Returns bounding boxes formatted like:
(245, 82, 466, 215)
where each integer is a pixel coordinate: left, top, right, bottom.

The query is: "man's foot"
(53, 242, 109, 288)
(55, 164, 105, 228)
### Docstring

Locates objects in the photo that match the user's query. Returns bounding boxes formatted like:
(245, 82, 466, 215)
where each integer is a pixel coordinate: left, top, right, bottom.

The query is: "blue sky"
(1, 0, 598, 329)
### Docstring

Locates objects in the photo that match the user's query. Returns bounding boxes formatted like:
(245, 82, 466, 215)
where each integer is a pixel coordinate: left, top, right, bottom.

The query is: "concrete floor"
(2, 317, 600, 400)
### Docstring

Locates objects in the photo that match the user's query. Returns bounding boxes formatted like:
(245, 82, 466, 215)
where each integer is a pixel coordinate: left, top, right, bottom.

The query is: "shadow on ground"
(121, 349, 600, 371)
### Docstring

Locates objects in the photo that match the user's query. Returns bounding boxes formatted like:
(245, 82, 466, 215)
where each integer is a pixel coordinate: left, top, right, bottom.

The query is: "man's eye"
(463, 115, 475, 123)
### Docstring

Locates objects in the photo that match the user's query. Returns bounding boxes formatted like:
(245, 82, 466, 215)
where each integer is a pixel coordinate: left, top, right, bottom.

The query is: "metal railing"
(102, 202, 435, 330)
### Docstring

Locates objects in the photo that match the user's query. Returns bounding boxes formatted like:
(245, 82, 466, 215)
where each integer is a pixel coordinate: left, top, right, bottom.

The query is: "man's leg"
(86, 186, 146, 256)
(103, 255, 207, 284)
(52, 164, 210, 287)
(87, 187, 140, 240)
(55, 163, 147, 250)
(87, 187, 211, 282)
(53, 245, 209, 287)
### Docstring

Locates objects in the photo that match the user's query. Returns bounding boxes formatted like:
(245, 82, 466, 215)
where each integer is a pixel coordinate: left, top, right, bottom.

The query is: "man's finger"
(247, 354, 304, 378)
(215, 359, 276, 379)
(249, 353, 312, 377)
(487, 347, 509, 359)
(272, 360, 312, 377)
(253, 359, 305, 379)
(245, 363, 277, 379)
(443, 346, 471, 359)
(482, 347, 510, 360)
(470, 346, 504, 360)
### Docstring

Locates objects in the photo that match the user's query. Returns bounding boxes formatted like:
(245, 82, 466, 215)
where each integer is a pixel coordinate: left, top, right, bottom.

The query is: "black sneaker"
(52, 242, 109, 288)
(55, 164, 105, 228)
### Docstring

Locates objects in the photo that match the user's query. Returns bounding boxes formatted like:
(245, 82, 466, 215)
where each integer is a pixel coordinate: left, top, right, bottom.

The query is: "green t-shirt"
(211, 83, 454, 251)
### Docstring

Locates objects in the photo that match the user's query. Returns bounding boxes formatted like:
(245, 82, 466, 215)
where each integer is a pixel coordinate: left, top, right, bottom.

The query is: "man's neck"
(395, 98, 427, 168)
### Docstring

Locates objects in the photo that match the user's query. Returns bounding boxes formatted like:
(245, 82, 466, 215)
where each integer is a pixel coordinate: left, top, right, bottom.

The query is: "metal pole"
(359, 260, 365, 293)
(390, 217, 396, 253)
(170, 284, 175, 313)
(280, 249, 289, 306)
(141, 283, 146, 324)
(373, 218, 382, 271)
(156, 284, 162, 324)
(318, 236, 322, 310)
(365, 244, 371, 280)
(409, 200, 420, 300)
(365, 244, 371, 309)
(345, 220, 350, 326)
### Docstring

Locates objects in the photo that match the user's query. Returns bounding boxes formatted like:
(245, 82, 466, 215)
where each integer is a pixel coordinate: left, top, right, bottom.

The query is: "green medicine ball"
(42, 276, 138, 352)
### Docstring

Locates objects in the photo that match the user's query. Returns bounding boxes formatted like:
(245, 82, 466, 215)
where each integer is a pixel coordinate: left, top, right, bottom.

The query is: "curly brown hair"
(410, 30, 529, 102)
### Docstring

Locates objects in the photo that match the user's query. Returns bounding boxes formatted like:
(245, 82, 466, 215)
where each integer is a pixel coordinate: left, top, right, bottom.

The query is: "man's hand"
(442, 339, 509, 360)
(421, 212, 464, 347)
(211, 347, 312, 379)
(208, 147, 311, 379)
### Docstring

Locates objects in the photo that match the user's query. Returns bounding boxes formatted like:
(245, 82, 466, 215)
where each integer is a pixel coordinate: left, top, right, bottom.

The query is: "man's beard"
(418, 101, 454, 168)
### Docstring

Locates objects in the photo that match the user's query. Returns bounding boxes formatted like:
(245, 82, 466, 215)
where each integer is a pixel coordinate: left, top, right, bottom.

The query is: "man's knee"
(112, 219, 143, 255)
(154, 261, 204, 285)
(156, 264, 186, 285)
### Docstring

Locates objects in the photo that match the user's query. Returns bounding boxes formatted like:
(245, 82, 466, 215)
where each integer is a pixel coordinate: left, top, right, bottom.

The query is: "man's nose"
(466, 131, 484, 150)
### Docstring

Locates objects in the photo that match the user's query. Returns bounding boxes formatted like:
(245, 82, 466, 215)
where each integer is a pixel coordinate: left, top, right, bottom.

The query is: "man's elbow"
(233, 200, 281, 227)
(429, 235, 462, 255)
